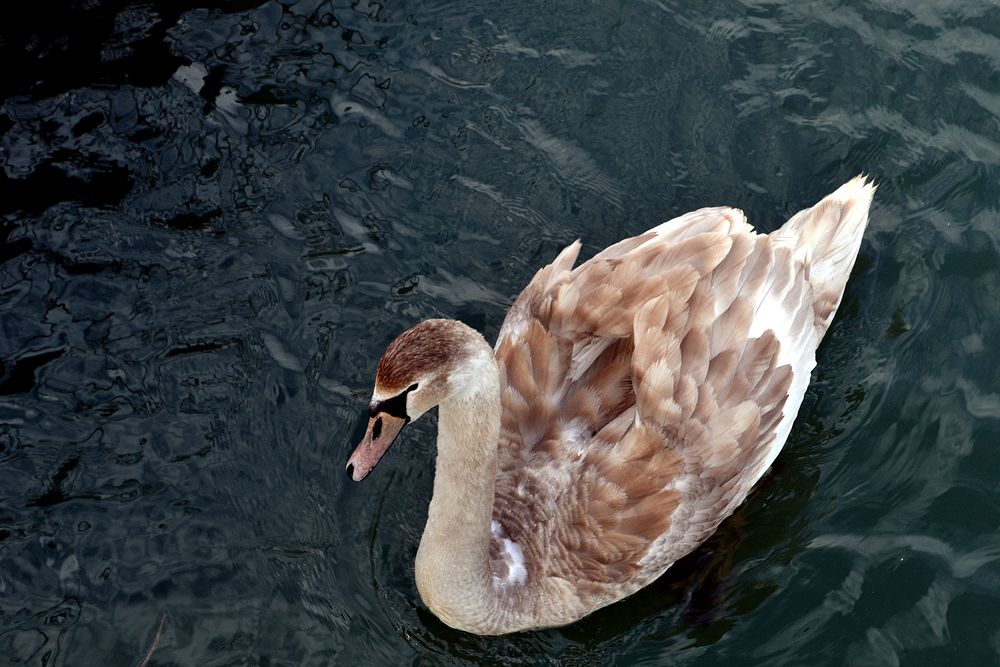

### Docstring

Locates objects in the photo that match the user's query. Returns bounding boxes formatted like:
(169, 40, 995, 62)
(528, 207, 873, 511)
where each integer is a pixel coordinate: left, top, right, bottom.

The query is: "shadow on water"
(0, 1, 269, 102)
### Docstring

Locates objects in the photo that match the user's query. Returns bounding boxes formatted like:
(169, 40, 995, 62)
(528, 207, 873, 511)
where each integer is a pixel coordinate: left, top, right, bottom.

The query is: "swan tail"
(771, 174, 876, 337)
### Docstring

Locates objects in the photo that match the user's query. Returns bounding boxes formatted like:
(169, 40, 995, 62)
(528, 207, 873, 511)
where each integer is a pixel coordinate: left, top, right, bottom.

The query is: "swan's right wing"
(488, 181, 873, 626)
(490, 206, 845, 625)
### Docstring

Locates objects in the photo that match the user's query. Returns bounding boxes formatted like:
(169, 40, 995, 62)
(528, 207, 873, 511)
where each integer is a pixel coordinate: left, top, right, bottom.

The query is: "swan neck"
(415, 341, 502, 633)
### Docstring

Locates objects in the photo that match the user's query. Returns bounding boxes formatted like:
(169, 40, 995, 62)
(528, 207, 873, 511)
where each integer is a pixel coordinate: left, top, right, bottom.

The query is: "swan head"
(346, 319, 484, 481)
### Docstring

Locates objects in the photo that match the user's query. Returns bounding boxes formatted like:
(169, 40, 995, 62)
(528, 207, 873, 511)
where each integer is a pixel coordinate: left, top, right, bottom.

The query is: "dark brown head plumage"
(375, 319, 470, 395)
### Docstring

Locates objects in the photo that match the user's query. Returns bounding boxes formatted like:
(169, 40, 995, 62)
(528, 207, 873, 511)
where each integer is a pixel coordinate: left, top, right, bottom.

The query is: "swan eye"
(408, 383, 419, 392)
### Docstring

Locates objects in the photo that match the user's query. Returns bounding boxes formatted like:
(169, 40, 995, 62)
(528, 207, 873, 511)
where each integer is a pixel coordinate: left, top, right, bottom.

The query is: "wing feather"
(490, 204, 827, 614)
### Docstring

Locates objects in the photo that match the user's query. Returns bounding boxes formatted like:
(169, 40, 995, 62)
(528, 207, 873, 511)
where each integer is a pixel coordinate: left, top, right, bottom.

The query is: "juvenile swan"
(347, 177, 875, 635)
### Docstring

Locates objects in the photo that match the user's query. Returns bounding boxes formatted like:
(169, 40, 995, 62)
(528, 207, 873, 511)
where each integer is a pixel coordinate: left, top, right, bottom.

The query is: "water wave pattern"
(1, 0, 999, 664)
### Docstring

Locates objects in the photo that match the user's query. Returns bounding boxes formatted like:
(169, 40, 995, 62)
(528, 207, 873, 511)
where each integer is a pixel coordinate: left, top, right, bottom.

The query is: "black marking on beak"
(369, 382, 419, 419)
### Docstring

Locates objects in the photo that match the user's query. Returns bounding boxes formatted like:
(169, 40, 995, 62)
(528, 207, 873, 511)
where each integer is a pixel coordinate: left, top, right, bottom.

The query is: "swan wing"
(490, 208, 810, 611)
(489, 177, 873, 621)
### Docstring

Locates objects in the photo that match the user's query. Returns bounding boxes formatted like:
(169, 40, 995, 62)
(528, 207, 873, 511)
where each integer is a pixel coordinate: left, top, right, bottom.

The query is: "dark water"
(2, 0, 999, 664)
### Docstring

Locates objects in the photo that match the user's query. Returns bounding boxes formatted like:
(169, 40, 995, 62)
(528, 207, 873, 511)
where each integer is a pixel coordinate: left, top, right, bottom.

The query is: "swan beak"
(346, 413, 408, 481)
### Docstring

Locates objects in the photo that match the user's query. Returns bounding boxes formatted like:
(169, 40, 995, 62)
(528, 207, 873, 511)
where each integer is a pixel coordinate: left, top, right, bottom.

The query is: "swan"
(346, 176, 876, 634)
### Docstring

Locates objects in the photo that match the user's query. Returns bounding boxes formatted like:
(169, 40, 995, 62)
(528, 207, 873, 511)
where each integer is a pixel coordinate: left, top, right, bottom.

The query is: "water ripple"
(2, 0, 999, 663)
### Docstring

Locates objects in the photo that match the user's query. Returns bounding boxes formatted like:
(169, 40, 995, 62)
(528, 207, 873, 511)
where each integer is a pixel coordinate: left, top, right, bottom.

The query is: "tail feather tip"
(834, 174, 878, 204)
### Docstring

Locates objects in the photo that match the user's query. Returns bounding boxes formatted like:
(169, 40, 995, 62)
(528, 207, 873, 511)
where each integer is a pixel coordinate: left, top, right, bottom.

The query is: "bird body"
(347, 177, 875, 634)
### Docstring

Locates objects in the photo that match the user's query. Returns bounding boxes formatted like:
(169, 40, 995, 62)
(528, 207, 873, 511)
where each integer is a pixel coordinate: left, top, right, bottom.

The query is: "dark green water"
(2, 0, 999, 664)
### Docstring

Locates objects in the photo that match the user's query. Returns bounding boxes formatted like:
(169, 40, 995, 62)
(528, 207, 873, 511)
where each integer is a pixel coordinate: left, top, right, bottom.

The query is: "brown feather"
(490, 214, 799, 604)
(458, 182, 875, 626)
